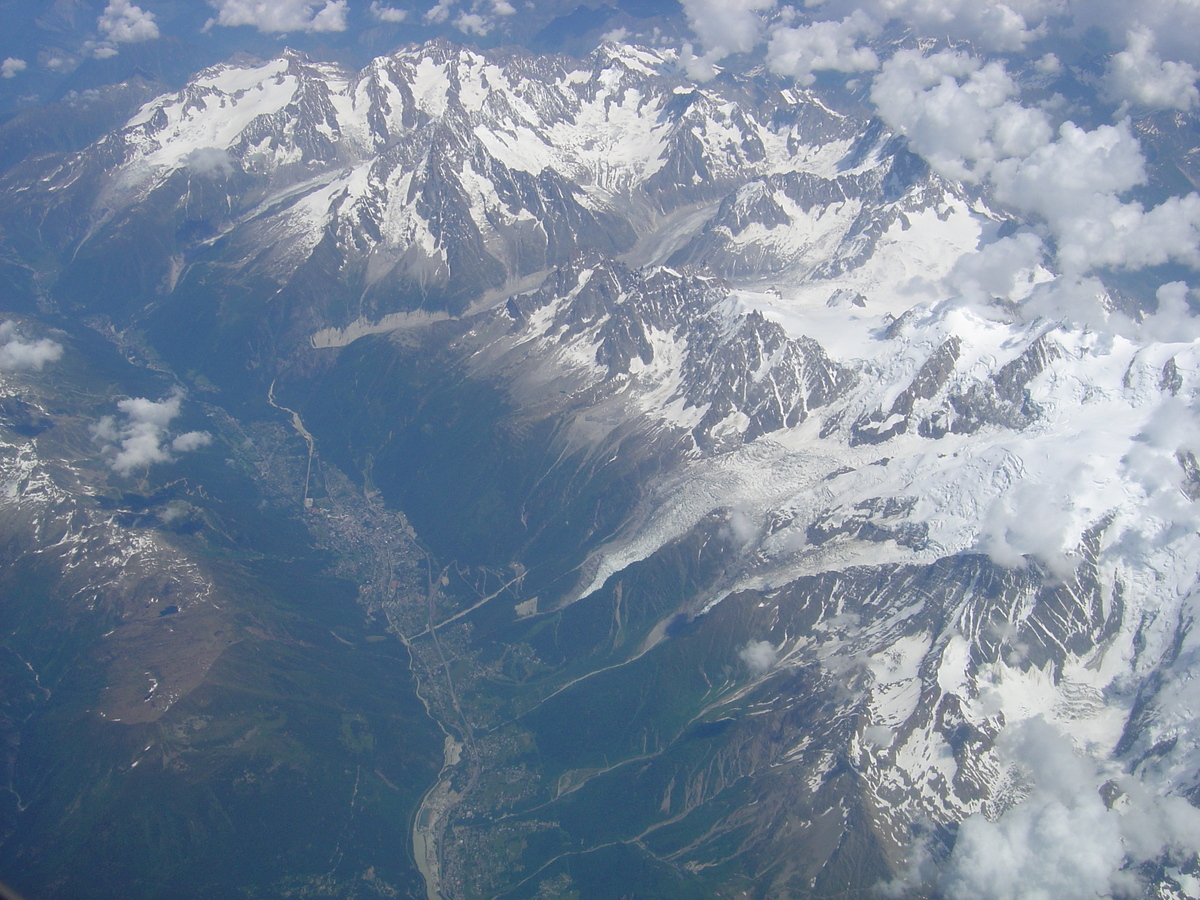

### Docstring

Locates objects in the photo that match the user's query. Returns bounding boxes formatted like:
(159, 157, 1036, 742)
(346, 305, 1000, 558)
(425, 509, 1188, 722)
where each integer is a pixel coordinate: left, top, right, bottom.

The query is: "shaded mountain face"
(1, 35, 1199, 900)
(0, 319, 441, 899)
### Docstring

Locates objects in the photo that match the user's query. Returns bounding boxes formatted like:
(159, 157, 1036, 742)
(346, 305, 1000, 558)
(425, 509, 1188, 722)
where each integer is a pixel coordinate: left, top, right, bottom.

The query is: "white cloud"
(1141, 281, 1200, 343)
(941, 718, 1200, 900)
(946, 780, 1124, 899)
(171, 431, 214, 452)
(206, 0, 348, 34)
(739, 639, 778, 673)
(0, 321, 63, 372)
(988, 118, 1146, 219)
(680, 0, 776, 80)
(424, 0, 513, 34)
(185, 147, 235, 177)
(98, 0, 160, 43)
(1120, 393, 1200, 543)
(946, 232, 1047, 305)
(455, 12, 491, 35)
(1, 58, 27, 79)
(1062, 193, 1200, 273)
(1017, 274, 1114, 329)
(1103, 28, 1199, 111)
(870, 49, 1052, 183)
(876, 0, 1052, 51)
(682, 0, 775, 56)
(766, 11, 881, 85)
(680, 0, 1200, 70)
(1034, 52, 1062, 74)
(1072, 0, 1200, 67)
(92, 391, 212, 476)
(370, 1, 408, 23)
(863, 724, 894, 747)
(988, 121, 1200, 273)
(942, 719, 1124, 900)
(425, 0, 454, 24)
(979, 477, 1083, 578)
(768, 0, 1056, 55)
(872, 50, 1200, 276)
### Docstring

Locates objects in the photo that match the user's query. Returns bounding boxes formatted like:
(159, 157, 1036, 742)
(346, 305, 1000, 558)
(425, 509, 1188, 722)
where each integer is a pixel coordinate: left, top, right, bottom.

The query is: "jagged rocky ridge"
(1, 40, 914, 335)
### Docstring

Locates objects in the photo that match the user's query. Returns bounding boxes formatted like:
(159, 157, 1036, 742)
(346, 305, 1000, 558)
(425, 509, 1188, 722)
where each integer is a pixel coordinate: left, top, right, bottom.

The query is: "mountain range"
(1, 24, 1199, 900)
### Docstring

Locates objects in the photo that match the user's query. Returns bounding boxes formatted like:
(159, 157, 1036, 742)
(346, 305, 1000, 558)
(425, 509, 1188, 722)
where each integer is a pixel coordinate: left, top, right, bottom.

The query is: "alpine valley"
(1, 15, 1200, 900)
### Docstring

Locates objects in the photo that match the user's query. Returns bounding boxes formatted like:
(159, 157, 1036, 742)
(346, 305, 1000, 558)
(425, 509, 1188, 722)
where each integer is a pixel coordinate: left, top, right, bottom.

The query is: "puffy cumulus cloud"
(683, 0, 775, 57)
(1017, 274, 1115, 329)
(1140, 281, 1200, 343)
(774, 0, 1057, 55)
(724, 508, 758, 544)
(947, 787, 1122, 895)
(942, 719, 1122, 900)
(873, 51, 1200, 276)
(978, 478, 1084, 578)
(1034, 52, 1062, 74)
(739, 639, 778, 673)
(678, 0, 1090, 63)
(766, 11, 881, 85)
(1, 57, 26, 79)
(92, 391, 212, 476)
(425, 0, 513, 36)
(869, 0, 1057, 51)
(1103, 28, 1199, 111)
(455, 12, 490, 36)
(989, 121, 1200, 273)
(424, 0, 454, 24)
(601, 26, 630, 44)
(370, 1, 408, 23)
(206, 0, 348, 34)
(1137, 393, 1200, 451)
(681, 0, 1199, 87)
(98, 0, 159, 43)
(185, 147, 235, 177)
(987, 118, 1145, 220)
(940, 718, 1200, 900)
(945, 232, 1047, 305)
(171, 430, 214, 452)
(1072, 0, 1200, 67)
(1120, 395, 1200, 544)
(680, 0, 776, 80)
(690, 0, 1057, 63)
(0, 321, 63, 372)
(1055, 193, 1200, 273)
(870, 50, 1052, 183)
